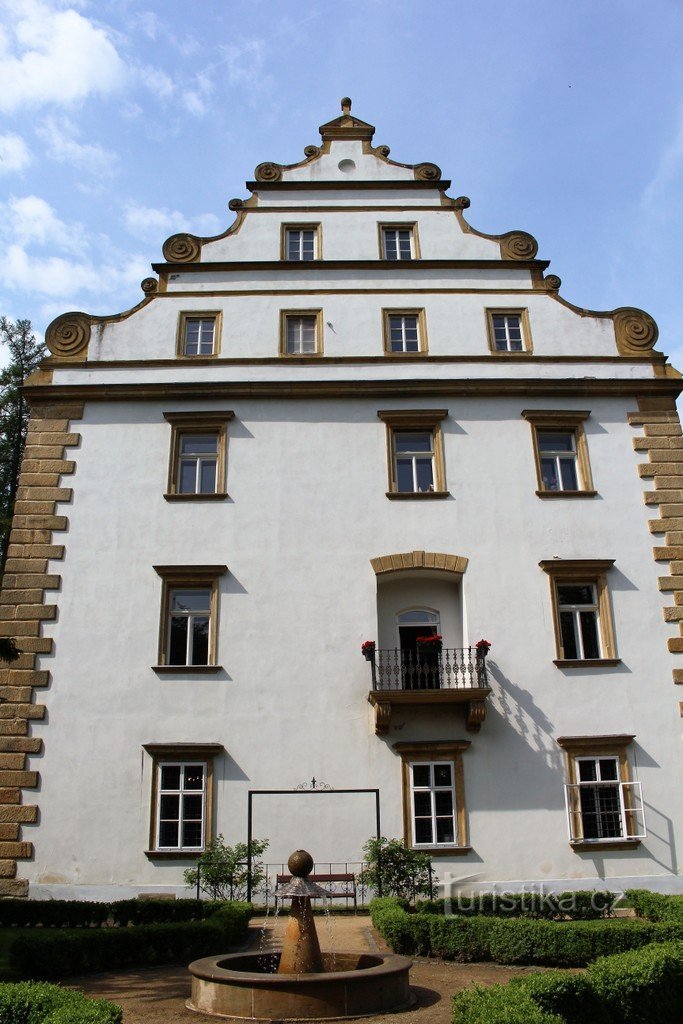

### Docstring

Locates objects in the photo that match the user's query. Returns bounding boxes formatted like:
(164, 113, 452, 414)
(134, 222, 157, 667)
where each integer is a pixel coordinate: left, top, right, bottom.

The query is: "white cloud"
(642, 108, 683, 212)
(37, 115, 116, 175)
(0, 0, 126, 112)
(136, 62, 175, 100)
(123, 202, 221, 241)
(1, 195, 84, 252)
(0, 133, 31, 173)
(221, 38, 267, 87)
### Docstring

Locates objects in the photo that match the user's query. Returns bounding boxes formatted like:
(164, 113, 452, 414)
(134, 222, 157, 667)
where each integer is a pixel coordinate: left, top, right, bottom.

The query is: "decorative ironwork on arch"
(370, 550, 468, 575)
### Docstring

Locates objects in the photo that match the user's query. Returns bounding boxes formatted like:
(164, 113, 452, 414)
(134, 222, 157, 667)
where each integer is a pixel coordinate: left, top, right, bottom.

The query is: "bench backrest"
(275, 873, 355, 885)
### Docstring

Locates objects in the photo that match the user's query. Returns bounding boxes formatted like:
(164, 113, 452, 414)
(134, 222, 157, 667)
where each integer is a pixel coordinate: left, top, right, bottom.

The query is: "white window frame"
(183, 316, 216, 356)
(155, 760, 207, 851)
(280, 311, 322, 356)
(491, 313, 523, 352)
(564, 756, 646, 844)
(381, 225, 416, 261)
(387, 313, 421, 353)
(410, 760, 458, 848)
(557, 582, 601, 660)
(538, 430, 579, 492)
(167, 587, 212, 666)
(285, 227, 317, 261)
(176, 433, 219, 495)
(393, 429, 436, 493)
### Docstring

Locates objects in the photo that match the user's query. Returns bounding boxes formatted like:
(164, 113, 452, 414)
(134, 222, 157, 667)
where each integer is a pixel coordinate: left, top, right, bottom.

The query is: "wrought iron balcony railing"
(367, 647, 488, 692)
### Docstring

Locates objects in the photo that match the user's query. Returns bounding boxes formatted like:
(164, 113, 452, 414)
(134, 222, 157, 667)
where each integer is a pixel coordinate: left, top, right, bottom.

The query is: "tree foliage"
(183, 835, 269, 901)
(0, 317, 46, 577)
(358, 836, 433, 902)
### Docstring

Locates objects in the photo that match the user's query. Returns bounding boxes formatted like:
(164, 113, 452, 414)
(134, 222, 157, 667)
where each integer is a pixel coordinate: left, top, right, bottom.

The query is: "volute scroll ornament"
(414, 162, 442, 181)
(45, 312, 91, 359)
(454, 196, 471, 210)
(614, 307, 659, 356)
(254, 161, 283, 182)
(140, 277, 158, 294)
(303, 145, 321, 158)
(545, 275, 562, 292)
(162, 233, 201, 263)
(500, 231, 539, 261)
(228, 198, 244, 211)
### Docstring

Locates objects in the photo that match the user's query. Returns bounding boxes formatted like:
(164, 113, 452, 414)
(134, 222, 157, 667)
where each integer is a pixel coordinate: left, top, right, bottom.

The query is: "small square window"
(383, 310, 427, 354)
(378, 410, 448, 499)
(177, 313, 221, 357)
(486, 310, 531, 353)
(280, 311, 322, 356)
(283, 225, 320, 261)
(153, 565, 227, 671)
(163, 412, 233, 501)
(380, 224, 419, 260)
(540, 559, 618, 665)
(522, 410, 595, 497)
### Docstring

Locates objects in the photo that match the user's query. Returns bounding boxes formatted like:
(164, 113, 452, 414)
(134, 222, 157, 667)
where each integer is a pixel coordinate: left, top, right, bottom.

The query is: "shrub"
(519, 971, 607, 1024)
(416, 890, 615, 920)
(452, 984, 561, 1024)
(184, 836, 269, 902)
(358, 838, 433, 902)
(624, 889, 683, 923)
(0, 981, 121, 1023)
(0, 898, 217, 930)
(7, 902, 252, 980)
(587, 940, 682, 1024)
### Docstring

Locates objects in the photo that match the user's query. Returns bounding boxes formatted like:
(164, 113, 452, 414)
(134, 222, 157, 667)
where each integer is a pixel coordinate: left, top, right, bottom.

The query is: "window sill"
(411, 846, 472, 856)
(164, 492, 229, 502)
(144, 849, 204, 860)
(152, 665, 224, 675)
(554, 659, 621, 668)
(536, 490, 597, 499)
(570, 839, 641, 852)
(386, 491, 450, 500)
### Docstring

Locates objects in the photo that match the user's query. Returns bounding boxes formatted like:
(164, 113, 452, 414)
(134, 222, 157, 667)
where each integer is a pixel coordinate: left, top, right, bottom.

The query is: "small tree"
(358, 837, 432, 902)
(184, 835, 269, 901)
(0, 318, 46, 578)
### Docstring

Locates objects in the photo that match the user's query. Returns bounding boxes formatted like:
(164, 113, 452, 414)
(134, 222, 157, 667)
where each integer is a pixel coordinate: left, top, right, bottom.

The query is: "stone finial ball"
(288, 850, 314, 877)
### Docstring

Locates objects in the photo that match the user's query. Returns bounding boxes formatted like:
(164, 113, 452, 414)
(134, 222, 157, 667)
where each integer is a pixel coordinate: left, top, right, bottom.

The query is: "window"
(522, 410, 595, 497)
(177, 313, 221, 357)
(383, 310, 427, 354)
(486, 309, 531, 353)
(143, 743, 223, 857)
(282, 224, 320, 261)
(153, 565, 227, 672)
(539, 559, 618, 665)
(163, 411, 233, 501)
(380, 224, 419, 261)
(378, 409, 448, 498)
(395, 741, 470, 854)
(280, 311, 322, 356)
(557, 736, 646, 848)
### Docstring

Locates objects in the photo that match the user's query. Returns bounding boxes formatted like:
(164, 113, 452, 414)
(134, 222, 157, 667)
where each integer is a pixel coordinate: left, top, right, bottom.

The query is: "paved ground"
(73, 914, 546, 1023)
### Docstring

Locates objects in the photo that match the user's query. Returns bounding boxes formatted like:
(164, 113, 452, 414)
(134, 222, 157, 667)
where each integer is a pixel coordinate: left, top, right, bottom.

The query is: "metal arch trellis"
(246, 782, 382, 901)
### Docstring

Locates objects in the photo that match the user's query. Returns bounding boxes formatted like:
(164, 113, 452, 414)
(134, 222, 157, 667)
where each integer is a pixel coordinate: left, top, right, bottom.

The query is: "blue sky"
(1, 0, 682, 369)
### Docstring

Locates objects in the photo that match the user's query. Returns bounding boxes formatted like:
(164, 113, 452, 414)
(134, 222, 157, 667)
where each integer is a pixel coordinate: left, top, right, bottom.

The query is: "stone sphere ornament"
(288, 849, 314, 877)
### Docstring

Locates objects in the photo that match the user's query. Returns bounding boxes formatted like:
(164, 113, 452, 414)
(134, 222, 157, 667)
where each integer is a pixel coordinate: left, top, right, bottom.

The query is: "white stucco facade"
(5, 102, 681, 899)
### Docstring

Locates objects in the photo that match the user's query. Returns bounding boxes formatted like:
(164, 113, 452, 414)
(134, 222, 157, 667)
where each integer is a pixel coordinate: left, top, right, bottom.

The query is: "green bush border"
(624, 889, 683, 923)
(0, 980, 122, 1022)
(451, 940, 682, 1024)
(0, 898, 217, 929)
(370, 898, 682, 966)
(6, 902, 252, 980)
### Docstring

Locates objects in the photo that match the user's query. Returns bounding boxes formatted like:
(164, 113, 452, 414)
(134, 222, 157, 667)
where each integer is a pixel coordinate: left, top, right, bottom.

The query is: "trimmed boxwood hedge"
(625, 889, 683, 923)
(0, 980, 122, 1022)
(7, 901, 252, 980)
(451, 940, 682, 1024)
(0, 898, 216, 929)
(370, 898, 682, 966)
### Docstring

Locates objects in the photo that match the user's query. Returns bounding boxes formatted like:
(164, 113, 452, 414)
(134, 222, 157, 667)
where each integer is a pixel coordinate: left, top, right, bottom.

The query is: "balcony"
(564, 781, 646, 850)
(366, 647, 491, 735)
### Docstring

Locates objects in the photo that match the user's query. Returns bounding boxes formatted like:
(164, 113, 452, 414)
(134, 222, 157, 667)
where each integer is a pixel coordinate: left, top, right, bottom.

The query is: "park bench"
(274, 872, 357, 911)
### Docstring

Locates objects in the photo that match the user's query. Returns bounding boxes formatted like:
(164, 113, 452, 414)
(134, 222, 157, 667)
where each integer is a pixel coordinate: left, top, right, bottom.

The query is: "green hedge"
(415, 890, 616, 921)
(370, 899, 682, 966)
(451, 941, 682, 1024)
(0, 981, 122, 1023)
(7, 902, 252, 980)
(0, 898, 218, 929)
(625, 889, 683, 923)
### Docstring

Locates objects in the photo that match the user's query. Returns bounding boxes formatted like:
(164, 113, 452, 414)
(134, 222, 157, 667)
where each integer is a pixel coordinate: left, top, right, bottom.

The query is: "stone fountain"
(187, 849, 412, 1019)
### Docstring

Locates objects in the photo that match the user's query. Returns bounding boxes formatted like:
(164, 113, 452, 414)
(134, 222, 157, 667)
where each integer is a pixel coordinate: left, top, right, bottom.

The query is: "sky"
(1, 0, 682, 371)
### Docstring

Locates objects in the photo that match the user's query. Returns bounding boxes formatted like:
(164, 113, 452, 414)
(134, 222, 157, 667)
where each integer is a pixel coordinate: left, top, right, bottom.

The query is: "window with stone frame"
(143, 743, 223, 857)
(283, 225, 320, 261)
(153, 565, 227, 673)
(394, 741, 470, 854)
(280, 310, 323, 355)
(540, 559, 618, 666)
(383, 310, 427, 354)
(380, 224, 419, 261)
(378, 409, 448, 498)
(486, 309, 531, 353)
(178, 313, 221, 357)
(522, 410, 595, 497)
(163, 411, 233, 501)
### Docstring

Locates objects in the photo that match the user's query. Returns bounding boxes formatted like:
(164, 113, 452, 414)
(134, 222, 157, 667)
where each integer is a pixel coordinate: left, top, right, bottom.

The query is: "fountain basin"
(187, 950, 413, 1020)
